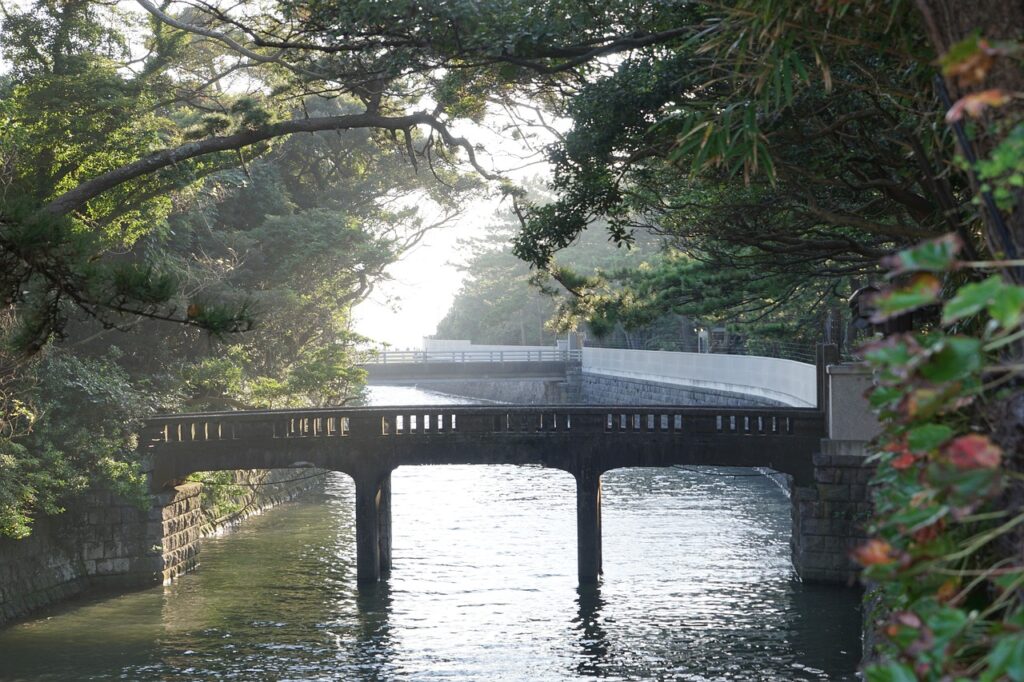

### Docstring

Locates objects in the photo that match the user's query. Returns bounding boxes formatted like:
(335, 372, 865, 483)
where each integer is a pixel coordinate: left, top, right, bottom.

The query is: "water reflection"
(574, 586, 610, 677)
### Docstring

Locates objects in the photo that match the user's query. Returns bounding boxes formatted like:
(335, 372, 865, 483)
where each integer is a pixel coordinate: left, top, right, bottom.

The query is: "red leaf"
(891, 452, 917, 470)
(943, 434, 1002, 469)
(945, 89, 1011, 123)
(853, 539, 895, 566)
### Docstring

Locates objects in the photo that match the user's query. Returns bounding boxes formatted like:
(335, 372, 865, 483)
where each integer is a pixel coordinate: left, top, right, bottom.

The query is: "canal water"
(0, 387, 862, 680)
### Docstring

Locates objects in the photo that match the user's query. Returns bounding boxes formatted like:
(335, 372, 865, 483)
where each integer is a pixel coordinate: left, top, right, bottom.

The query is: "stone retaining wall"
(155, 483, 204, 584)
(0, 515, 87, 625)
(0, 469, 324, 628)
(581, 372, 786, 407)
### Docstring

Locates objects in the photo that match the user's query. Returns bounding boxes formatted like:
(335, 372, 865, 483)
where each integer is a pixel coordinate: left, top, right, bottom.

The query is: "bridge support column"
(378, 473, 392, 576)
(354, 470, 392, 585)
(575, 468, 603, 584)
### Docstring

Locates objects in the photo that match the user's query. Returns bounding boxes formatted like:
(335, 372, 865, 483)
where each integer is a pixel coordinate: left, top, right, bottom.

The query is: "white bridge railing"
(362, 342, 819, 408)
(364, 349, 581, 364)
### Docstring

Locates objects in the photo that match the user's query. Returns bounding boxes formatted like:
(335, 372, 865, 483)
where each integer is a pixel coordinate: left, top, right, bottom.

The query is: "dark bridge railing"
(144, 405, 821, 446)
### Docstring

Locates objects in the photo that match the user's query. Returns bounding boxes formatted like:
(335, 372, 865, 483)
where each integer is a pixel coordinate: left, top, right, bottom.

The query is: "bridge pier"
(354, 469, 393, 584)
(575, 467, 603, 584)
(378, 473, 392, 576)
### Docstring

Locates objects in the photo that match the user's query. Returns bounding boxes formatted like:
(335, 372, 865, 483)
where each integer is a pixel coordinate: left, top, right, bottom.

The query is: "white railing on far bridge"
(364, 349, 581, 364)
(581, 347, 817, 408)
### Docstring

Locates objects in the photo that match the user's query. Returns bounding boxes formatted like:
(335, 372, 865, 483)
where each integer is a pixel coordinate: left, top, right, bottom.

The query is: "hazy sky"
(351, 114, 561, 349)
(351, 199, 499, 350)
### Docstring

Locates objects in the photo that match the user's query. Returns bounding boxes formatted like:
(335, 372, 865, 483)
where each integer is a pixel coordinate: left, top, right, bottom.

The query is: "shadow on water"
(347, 581, 396, 681)
(786, 579, 864, 678)
(574, 585, 611, 677)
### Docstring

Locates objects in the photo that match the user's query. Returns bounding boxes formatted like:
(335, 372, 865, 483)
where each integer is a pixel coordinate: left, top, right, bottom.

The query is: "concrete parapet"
(582, 347, 817, 407)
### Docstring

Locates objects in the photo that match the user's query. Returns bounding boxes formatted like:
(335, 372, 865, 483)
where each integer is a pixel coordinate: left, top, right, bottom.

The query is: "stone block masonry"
(153, 482, 203, 584)
(581, 373, 786, 407)
(0, 483, 201, 626)
(791, 442, 874, 584)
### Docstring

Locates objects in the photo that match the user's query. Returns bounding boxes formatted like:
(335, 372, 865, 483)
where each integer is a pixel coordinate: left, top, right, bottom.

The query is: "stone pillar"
(564, 357, 583, 403)
(378, 473, 392, 576)
(791, 361, 881, 584)
(154, 482, 204, 584)
(354, 469, 393, 584)
(827, 363, 881, 441)
(575, 468, 603, 584)
(355, 475, 382, 584)
(791, 441, 874, 584)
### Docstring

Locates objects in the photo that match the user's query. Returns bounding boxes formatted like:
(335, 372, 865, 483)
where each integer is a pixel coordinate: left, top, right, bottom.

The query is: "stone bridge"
(124, 343, 878, 596)
(143, 404, 824, 585)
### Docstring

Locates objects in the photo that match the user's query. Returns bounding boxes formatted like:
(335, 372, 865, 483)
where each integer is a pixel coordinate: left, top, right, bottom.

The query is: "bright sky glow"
(352, 111, 563, 349)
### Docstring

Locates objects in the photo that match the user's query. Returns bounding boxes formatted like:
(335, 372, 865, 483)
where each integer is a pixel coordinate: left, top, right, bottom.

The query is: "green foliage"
(187, 471, 251, 522)
(0, 350, 153, 538)
(0, 2, 476, 538)
(978, 124, 1024, 211)
(858, 234, 1024, 680)
(505, 2, 950, 340)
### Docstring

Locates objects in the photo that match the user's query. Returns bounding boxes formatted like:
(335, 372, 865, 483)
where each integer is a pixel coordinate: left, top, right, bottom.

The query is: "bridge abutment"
(791, 365, 880, 584)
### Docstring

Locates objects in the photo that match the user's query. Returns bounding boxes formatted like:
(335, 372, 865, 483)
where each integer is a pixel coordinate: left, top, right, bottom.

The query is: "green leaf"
(908, 423, 954, 452)
(939, 31, 983, 74)
(865, 339, 914, 369)
(865, 662, 918, 682)
(882, 234, 962, 275)
(990, 285, 1024, 329)
(925, 604, 968, 642)
(943, 275, 1024, 329)
(987, 632, 1024, 681)
(872, 274, 941, 322)
(943, 276, 1003, 324)
(920, 337, 982, 382)
(869, 386, 904, 409)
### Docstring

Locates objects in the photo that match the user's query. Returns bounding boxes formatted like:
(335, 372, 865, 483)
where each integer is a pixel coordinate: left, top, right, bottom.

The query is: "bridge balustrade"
(145, 406, 816, 445)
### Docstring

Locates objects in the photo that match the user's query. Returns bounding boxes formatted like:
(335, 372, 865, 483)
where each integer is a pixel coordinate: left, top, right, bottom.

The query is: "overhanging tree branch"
(40, 111, 499, 217)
